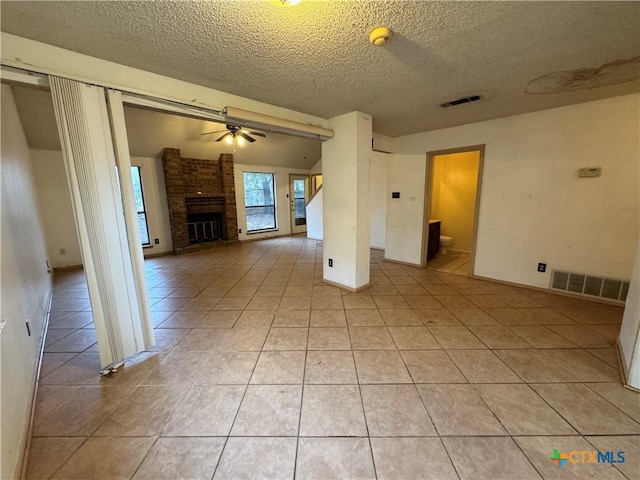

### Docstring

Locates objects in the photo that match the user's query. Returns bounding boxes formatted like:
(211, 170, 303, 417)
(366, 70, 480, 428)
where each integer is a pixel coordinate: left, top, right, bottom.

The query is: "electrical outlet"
(537, 262, 547, 273)
(59, 247, 66, 255)
(154, 238, 160, 245)
(328, 258, 333, 267)
(239, 228, 242, 234)
(25, 320, 31, 337)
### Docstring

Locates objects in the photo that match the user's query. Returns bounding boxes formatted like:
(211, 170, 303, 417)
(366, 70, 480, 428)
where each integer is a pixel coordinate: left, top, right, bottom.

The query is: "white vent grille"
(550, 269, 629, 303)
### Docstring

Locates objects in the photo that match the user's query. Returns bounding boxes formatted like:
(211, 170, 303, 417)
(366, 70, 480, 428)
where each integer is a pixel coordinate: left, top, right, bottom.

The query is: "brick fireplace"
(162, 148, 238, 253)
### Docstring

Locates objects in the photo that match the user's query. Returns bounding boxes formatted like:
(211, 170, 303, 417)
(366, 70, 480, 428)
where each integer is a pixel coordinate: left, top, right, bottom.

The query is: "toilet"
(440, 235, 453, 255)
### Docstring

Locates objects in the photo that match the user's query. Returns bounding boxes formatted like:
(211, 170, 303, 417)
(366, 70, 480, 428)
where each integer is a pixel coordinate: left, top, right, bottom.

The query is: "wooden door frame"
(421, 145, 485, 276)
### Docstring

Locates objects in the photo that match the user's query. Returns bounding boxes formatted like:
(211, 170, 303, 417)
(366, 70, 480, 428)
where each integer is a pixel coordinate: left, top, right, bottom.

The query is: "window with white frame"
(243, 172, 277, 232)
(131, 166, 150, 245)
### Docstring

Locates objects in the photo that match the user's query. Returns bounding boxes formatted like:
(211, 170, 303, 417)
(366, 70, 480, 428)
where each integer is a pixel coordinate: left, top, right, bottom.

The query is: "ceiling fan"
(200, 124, 266, 144)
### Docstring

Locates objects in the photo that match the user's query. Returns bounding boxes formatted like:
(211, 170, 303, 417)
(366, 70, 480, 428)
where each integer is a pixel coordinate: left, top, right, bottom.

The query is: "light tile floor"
(427, 251, 471, 276)
(27, 236, 639, 479)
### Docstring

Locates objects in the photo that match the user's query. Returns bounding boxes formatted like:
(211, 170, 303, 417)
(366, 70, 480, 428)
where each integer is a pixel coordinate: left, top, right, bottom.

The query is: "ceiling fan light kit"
(201, 123, 267, 150)
(199, 106, 333, 145)
(369, 26, 392, 46)
(223, 106, 333, 140)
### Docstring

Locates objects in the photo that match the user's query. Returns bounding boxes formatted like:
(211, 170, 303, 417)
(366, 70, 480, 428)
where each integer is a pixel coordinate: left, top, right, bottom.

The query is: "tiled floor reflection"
(27, 237, 639, 479)
(426, 251, 470, 276)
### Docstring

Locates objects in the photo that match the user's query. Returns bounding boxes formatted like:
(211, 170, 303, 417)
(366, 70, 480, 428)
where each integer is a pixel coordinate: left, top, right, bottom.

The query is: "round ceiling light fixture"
(369, 26, 392, 46)
(269, 0, 302, 6)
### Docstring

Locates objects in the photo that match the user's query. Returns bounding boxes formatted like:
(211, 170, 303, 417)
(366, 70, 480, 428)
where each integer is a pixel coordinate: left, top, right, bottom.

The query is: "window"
(243, 172, 276, 232)
(131, 166, 150, 245)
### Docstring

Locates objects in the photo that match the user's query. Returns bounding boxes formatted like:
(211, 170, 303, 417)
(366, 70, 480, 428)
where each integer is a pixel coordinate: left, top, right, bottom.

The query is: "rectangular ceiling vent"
(440, 95, 483, 108)
(550, 269, 629, 303)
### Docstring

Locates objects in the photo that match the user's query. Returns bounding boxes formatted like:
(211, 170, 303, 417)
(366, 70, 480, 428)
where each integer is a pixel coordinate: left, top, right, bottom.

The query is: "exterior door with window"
(290, 174, 309, 234)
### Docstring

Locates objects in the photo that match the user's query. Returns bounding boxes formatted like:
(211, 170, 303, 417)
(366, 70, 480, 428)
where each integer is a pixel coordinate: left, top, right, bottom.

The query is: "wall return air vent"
(550, 269, 630, 303)
(440, 95, 483, 108)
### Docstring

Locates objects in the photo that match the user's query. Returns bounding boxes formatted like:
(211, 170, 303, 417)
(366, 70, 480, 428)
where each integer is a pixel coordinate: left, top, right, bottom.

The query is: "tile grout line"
(30, 238, 629, 479)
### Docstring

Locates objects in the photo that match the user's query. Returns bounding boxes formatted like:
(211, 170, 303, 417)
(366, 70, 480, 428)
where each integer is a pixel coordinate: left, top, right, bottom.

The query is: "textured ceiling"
(11, 86, 321, 169)
(2, 1, 639, 136)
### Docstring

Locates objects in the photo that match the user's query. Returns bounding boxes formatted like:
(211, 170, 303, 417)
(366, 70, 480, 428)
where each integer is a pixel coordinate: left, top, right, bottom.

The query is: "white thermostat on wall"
(578, 167, 601, 178)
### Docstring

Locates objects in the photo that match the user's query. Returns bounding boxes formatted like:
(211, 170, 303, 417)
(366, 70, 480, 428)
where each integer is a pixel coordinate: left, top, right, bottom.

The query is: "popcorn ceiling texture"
(11, 87, 323, 170)
(2, 1, 639, 136)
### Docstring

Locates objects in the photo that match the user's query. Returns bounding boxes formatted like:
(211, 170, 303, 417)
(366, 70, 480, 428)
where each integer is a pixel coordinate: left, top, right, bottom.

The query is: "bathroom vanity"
(427, 219, 441, 260)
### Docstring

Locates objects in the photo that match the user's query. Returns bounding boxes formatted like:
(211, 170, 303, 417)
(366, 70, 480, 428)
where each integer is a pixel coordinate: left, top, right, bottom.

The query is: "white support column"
(619, 240, 640, 389)
(49, 77, 154, 371)
(321, 112, 372, 290)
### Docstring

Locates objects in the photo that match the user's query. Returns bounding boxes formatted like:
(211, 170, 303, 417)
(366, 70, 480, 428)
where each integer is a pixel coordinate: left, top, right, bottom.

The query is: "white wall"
(306, 186, 323, 241)
(384, 154, 427, 265)
(305, 152, 389, 251)
(370, 152, 389, 249)
(31, 150, 173, 268)
(31, 149, 83, 267)
(234, 163, 311, 241)
(373, 132, 394, 153)
(394, 94, 640, 287)
(310, 158, 322, 175)
(1, 85, 52, 480)
(430, 151, 480, 253)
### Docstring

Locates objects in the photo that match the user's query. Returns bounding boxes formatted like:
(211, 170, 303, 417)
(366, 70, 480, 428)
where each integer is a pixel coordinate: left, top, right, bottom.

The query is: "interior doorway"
(289, 174, 309, 234)
(423, 146, 484, 276)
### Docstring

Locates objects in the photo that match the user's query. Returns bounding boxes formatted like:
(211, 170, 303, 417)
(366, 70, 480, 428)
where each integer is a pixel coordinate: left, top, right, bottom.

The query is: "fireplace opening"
(185, 196, 226, 244)
(187, 212, 223, 243)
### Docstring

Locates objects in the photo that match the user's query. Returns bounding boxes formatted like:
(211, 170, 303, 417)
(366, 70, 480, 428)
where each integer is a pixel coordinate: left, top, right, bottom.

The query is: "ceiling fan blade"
(238, 127, 266, 138)
(215, 132, 232, 142)
(239, 132, 256, 143)
(201, 129, 228, 136)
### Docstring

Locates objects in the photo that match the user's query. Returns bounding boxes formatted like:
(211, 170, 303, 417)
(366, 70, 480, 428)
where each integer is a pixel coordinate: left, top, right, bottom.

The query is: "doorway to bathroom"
(423, 145, 484, 276)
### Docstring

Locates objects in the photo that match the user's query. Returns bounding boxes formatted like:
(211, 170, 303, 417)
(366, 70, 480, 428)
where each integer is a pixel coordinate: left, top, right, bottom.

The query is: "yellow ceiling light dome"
(269, 0, 302, 6)
(369, 26, 393, 46)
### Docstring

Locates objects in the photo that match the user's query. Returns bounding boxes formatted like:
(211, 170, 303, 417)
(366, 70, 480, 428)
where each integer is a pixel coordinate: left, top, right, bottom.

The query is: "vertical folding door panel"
(49, 77, 154, 371)
(619, 242, 640, 389)
(105, 89, 154, 350)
